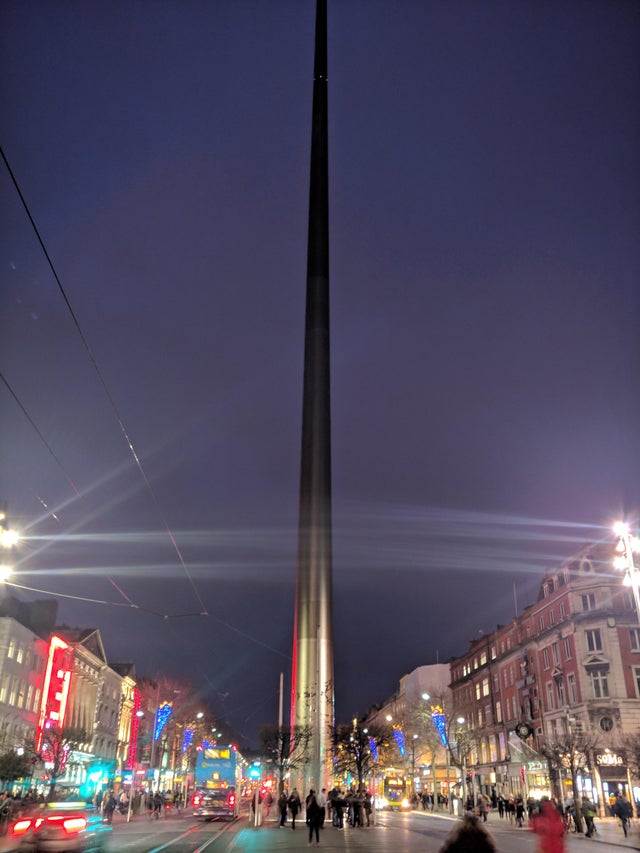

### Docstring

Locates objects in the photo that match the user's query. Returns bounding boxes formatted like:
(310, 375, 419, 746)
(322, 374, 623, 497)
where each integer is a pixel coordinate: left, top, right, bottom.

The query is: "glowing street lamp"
(613, 521, 640, 625)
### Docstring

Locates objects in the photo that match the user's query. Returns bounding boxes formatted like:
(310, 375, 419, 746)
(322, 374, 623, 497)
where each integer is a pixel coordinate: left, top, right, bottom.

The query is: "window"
(26, 685, 33, 711)
(557, 679, 565, 706)
(630, 628, 640, 652)
(560, 602, 566, 619)
(473, 658, 479, 670)
(586, 629, 602, 652)
(482, 678, 489, 697)
(539, 616, 545, 631)
(8, 678, 17, 706)
(552, 642, 560, 664)
(543, 648, 550, 669)
(7, 641, 15, 659)
(549, 610, 556, 625)
(475, 682, 481, 700)
(563, 637, 572, 660)
(491, 646, 497, 660)
(495, 700, 502, 723)
(16, 681, 26, 709)
(33, 688, 41, 713)
(480, 652, 487, 666)
(16, 646, 24, 664)
(581, 593, 596, 612)
(503, 671, 508, 688)
(0, 674, 9, 704)
(510, 666, 514, 685)
(590, 668, 609, 699)
(634, 667, 640, 697)
(546, 682, 555, 710)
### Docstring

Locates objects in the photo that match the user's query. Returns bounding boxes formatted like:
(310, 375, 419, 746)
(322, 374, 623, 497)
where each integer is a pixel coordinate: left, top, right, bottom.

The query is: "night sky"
(1, 0, 639, 746)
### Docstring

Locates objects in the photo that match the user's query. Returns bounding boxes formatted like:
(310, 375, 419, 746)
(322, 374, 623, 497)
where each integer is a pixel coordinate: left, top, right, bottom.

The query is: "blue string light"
(432, 709, 448, 747)
(369, 736, 378, 761)
(393, 727, 405, 756)
(154, 702, 173, 741)
(182, 726, 195, 754)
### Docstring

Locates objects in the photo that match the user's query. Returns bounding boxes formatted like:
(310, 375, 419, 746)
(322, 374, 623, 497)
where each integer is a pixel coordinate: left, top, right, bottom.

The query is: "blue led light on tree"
(154, 702, 173, 741)
(393, 727, 405, 756)
(182, 726, 195, 753)
(431, 708, 448, 747)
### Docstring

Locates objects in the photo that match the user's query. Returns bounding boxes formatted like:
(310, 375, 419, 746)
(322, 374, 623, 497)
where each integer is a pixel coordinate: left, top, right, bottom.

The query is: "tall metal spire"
(291, 0, 334, 792)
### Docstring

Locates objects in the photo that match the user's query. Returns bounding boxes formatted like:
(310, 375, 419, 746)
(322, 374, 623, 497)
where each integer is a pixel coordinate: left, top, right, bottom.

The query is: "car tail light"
(37, 814, 88, 836)
(11, 818, 34, 837)
(227, 792, 236, 808)
(193, 793, 202, 807)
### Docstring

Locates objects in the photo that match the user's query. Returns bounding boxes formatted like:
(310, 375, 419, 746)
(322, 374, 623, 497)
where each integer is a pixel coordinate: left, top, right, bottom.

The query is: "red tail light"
(193, 793, 202, 807)
(228, 792, 236, 807)
(39, 815, 88, 836)
(11, 818, 34, 837)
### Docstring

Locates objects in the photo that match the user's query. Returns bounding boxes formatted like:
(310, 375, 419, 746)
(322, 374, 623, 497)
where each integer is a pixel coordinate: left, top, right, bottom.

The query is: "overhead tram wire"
(0, 145, 208, 618)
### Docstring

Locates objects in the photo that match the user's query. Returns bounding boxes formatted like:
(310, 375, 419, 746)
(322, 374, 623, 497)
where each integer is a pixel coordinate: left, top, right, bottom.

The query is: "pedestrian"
(581, 796, 596, 837)
(316, 788, 327, 827)
(497, 796, 504, 819)
(103, 791, 117, 824)
(262, 789, 273, 820)
(363, 791, 372, 826)
(438, 814, 497, 852)
(306, 789, 322, 846)
(611, 793, 632, 837)
(515, 796, 525, 827)
(278, 789, 288, 827)
(152, 791, 163, 820)
(531, 798, 565, 853)
(288, 788, 301, 829)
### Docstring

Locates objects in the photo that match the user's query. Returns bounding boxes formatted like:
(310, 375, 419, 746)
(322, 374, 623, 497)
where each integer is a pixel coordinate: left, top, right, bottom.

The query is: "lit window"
(482, 678, 489, 697)
(16, 647, 24, 664)
(7, 641, 15, 659)
(475, 683, 481, 700)
(495, 700, 502, 723)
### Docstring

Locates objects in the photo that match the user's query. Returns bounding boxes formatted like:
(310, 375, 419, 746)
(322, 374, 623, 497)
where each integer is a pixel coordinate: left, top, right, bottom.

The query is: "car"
(192, 788, 237, 821)
(9, 800, 111, 852)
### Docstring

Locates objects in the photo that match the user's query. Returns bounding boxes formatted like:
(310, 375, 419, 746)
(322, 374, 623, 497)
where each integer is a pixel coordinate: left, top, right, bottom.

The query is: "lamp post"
(613, 522, 640, 624)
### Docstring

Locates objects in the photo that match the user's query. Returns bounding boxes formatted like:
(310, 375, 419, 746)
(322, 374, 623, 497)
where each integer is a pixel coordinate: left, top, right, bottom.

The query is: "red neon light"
(37, 636, 73, 750)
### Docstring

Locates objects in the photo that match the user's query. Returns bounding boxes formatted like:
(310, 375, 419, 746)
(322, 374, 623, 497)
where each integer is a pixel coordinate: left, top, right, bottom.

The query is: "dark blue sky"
(1, 0, 639, 745)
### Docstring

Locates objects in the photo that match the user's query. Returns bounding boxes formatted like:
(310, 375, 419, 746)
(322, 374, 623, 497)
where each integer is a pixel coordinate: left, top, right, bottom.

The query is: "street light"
(613, 521, 640, 624)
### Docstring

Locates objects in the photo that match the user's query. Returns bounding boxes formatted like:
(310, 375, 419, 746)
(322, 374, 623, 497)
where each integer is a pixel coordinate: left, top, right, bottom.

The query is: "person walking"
(581, 796, 596, 837)
(316, 788, 327, 828)
(103, 791, 117, 824)
(611, 793, 632, 838)
(278, 790, 288, 827)
(306, 789, 322, 847)
(288, 788, 301, 830)
(531, 798, 565, 853)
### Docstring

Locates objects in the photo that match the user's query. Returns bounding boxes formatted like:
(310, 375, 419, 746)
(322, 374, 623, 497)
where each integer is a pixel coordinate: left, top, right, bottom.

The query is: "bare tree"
(620, 730, 640, 781)
(540, 726, 601, 834)
(331, 723, 391, 791)
(28, 726, 88, 800)
(260, 724, 312, 794)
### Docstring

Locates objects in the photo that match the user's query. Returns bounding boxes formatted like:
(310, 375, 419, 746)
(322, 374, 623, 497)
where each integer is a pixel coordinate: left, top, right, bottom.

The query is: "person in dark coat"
(306, 789, 322, 846)
(288, 788, 301, 830)
(277, 790, 288, 827)
(611, 794, 632, 837)
(439, 815, 497, 852)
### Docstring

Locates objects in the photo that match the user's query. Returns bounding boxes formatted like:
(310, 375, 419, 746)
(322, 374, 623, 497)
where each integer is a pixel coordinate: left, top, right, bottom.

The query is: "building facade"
(449, 543, 640, 813)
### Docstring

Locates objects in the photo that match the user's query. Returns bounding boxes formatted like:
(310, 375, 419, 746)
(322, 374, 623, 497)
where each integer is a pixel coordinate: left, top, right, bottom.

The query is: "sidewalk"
(410, 809, 640, 849)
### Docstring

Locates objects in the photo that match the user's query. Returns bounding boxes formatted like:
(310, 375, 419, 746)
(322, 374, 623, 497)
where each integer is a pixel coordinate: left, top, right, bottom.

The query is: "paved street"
(0, 808, 637, 852)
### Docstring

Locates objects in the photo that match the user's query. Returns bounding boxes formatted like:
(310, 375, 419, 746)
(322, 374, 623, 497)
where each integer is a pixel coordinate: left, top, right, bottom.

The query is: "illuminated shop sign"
(36, 635, 74, 749)
(595, 751, 625, 767)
